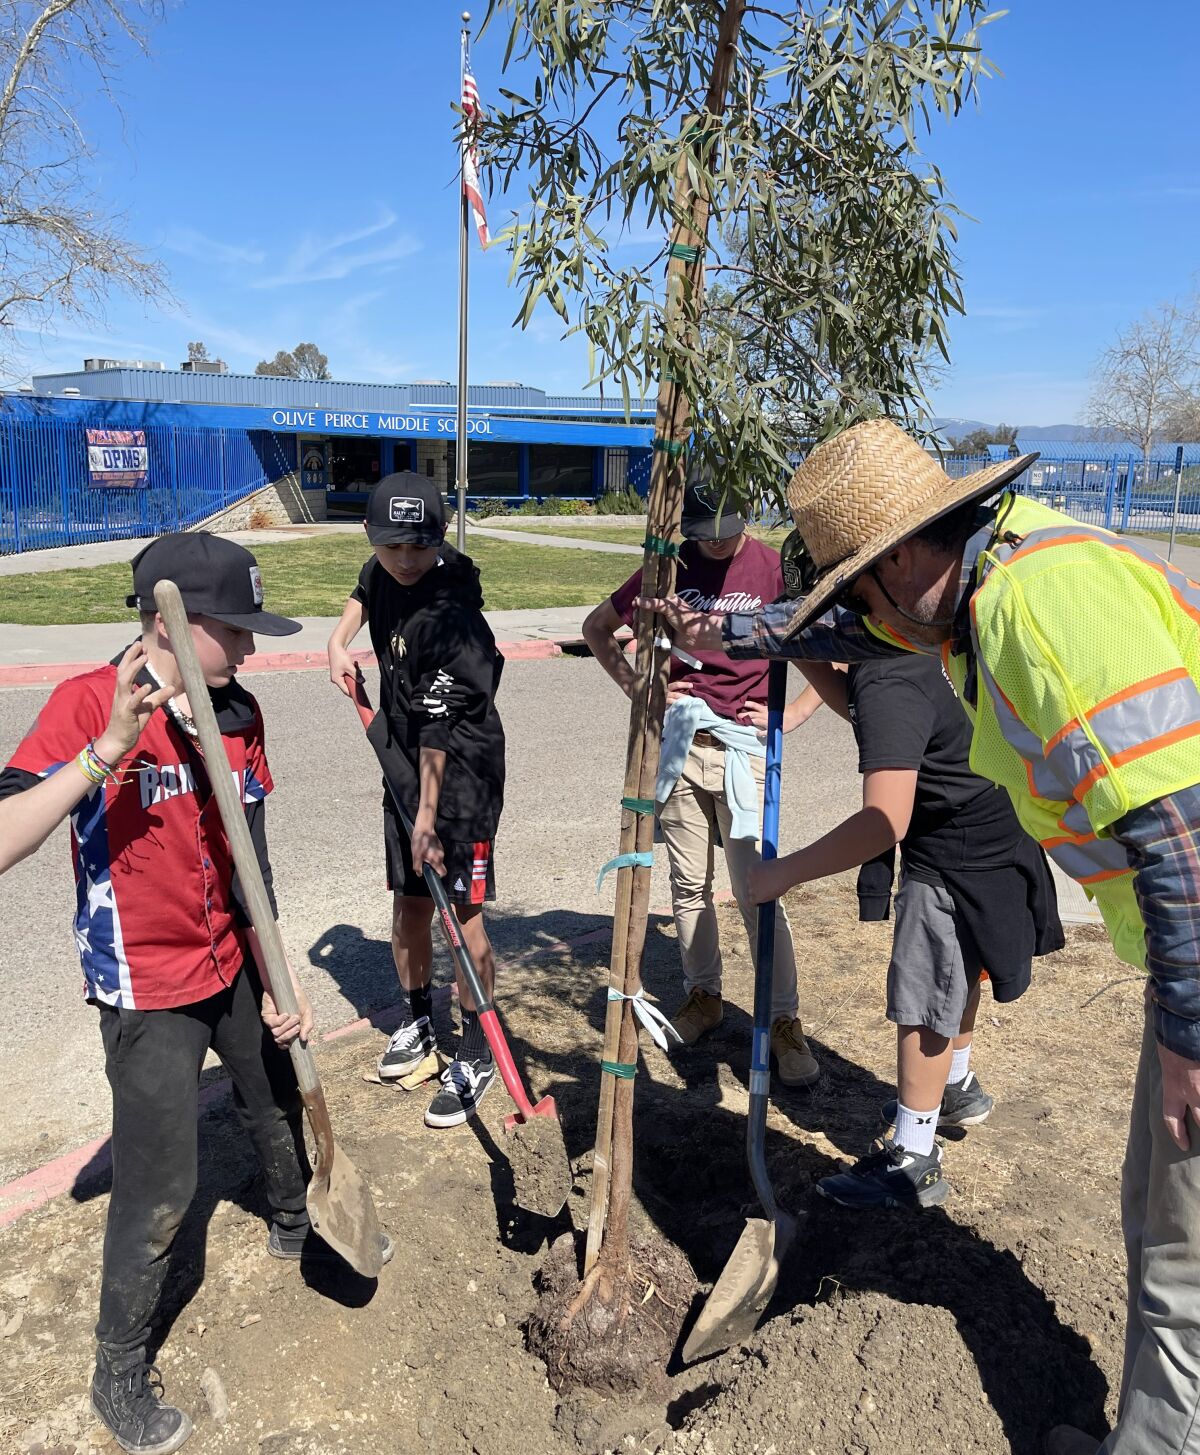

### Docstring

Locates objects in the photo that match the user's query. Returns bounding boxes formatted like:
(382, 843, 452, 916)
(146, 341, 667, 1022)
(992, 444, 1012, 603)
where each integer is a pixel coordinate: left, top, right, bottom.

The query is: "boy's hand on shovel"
(411, 815, 446, 878)
(262, 963, 316, 1047)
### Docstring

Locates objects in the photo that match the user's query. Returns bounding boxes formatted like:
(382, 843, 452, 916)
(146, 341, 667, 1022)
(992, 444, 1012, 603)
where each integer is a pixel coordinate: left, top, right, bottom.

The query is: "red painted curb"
(0, 638, 583, 687)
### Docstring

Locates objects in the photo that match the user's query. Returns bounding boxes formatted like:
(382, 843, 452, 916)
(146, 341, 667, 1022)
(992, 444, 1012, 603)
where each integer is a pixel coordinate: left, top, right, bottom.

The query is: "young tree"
(255, 342, 331, 380)
(476, 0, 1006, 1379)
(478, 0, 1002, 497)
(1087, 300, 1200, 470)
(0, 1, 169, 374)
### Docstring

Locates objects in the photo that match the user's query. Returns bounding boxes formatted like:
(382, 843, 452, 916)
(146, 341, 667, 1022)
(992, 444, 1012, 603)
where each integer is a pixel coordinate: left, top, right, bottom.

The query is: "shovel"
(345, 669, 572, 1219)
(155, 582, 386, 1279)
(682, 659, 795, 1362)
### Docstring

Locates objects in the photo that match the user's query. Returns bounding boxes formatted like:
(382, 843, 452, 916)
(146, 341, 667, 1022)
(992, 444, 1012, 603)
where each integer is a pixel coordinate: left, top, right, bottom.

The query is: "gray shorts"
(887, 872, 982, 1037)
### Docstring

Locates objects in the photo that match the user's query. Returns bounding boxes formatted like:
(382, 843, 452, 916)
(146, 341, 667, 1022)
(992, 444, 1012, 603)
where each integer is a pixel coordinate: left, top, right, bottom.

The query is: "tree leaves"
(473, 0, 1002, 511)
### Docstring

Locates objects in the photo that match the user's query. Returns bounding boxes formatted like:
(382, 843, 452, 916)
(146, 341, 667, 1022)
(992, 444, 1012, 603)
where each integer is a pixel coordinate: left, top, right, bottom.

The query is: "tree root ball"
(526, 1229, 698, 1396)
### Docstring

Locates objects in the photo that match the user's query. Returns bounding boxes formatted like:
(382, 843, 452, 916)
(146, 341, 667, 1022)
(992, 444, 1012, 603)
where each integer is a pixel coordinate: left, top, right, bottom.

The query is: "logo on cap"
(249, 566, 264, 606)
(690, 481, 720, 512)
(389, 497, 425, 524)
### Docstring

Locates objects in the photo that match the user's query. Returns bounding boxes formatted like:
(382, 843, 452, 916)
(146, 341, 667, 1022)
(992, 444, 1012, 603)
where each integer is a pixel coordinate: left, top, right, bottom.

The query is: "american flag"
(461, 60, 489, 249)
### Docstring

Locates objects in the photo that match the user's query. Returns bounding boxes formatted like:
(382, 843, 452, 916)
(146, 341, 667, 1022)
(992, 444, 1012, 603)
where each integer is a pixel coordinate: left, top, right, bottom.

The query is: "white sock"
(949, 1044, 972, 1085)
(892, 1100, 939, 1157)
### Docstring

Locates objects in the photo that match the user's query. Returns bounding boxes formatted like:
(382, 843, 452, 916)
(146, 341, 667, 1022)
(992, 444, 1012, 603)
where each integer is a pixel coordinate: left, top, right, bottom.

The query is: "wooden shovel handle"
(153, 581, 320, 1100)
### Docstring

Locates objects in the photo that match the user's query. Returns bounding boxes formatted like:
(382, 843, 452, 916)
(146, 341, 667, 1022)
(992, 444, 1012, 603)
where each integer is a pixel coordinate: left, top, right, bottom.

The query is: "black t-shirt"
(350, 548, 505, 841)
(847, 654, 1023, 880)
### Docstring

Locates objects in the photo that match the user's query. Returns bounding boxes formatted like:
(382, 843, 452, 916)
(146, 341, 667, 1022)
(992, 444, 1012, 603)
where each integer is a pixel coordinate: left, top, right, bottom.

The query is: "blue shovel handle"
(748, 661, 786, 1218)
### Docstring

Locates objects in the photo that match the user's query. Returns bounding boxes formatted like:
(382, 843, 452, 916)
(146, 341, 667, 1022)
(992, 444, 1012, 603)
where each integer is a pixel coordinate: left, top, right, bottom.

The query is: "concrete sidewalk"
(0, 606, 597, 684)
(0, 518, 640, 577)
(469, 523, 641, 554)
(0, 523, 366, 576)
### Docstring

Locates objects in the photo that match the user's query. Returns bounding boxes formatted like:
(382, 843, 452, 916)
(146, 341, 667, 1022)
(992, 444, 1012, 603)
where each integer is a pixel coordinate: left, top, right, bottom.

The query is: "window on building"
(528, 444, 594, 497)
(445, 441, 520, 496)
(328, 437, 383, 490)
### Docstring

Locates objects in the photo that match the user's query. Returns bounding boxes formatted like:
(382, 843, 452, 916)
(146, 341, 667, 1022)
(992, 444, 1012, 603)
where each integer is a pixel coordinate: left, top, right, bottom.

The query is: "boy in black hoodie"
(329, 473, 506, 1129)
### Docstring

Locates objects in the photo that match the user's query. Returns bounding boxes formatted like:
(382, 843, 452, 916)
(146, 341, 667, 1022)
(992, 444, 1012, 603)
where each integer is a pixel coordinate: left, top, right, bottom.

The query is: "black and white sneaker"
(817, 1142, 948, 1209)
(881, 1070, 995, 1131)
(378, 1017, 435, 1081)
(424, 1054, 496, 1128)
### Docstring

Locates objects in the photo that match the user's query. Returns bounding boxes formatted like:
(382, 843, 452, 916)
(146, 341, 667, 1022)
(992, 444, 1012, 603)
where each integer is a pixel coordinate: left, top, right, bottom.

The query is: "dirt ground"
(0, 878, 1136, 1455)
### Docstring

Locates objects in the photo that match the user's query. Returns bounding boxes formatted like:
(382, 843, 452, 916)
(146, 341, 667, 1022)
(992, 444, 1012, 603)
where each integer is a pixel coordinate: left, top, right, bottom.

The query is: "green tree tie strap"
(621, 796, 656, 815)
(642, 535, 679, 557)
(668, 242, 701, 263)
(607, 987, 682, 1051)
(653, 438, 684, 456)
(601, 1060, 637, 1079)
(596, 850, 654, 893)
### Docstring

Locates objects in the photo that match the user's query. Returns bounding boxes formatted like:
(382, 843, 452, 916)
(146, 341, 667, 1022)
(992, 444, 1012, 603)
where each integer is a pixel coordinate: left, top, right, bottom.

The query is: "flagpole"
(455, 11, 471, 554)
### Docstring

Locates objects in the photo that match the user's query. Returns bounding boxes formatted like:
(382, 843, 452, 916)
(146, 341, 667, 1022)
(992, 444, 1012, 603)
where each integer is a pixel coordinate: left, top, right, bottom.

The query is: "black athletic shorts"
(383, 799, 496, 905)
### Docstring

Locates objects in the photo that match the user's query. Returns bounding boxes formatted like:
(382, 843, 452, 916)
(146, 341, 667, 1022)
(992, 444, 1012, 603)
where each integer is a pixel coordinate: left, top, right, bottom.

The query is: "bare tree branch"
(0, 0, 170, 372)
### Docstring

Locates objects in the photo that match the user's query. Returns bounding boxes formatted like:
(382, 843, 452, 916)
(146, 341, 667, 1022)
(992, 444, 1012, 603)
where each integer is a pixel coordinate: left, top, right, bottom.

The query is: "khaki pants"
(1101, 1002, 1200, 1454)
(656, 739, 799, 1021)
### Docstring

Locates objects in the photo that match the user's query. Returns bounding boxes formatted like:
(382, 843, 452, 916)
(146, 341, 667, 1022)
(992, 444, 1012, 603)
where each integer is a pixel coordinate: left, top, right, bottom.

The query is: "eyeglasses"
(833, 571, 873, 618)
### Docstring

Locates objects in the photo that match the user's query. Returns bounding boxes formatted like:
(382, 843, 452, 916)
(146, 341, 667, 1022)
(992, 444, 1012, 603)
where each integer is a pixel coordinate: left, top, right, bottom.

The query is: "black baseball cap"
(681, 469, 745, 541)
(365, 471, 447, 546)
(126, 532, 301, 636)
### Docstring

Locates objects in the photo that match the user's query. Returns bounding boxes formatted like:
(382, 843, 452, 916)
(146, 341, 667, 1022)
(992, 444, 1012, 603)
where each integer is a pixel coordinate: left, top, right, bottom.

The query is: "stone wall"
(416, 440, 450, 488)
(188, 473, 327, 533)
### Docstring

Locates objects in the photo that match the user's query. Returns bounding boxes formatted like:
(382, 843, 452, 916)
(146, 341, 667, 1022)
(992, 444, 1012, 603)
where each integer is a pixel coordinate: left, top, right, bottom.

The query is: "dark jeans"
(95, 964, 309, 1352)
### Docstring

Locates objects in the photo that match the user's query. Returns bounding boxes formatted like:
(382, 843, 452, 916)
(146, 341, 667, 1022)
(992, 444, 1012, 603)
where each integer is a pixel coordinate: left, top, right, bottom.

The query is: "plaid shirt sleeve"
(1111, 785, 1200, 1061)
(723, 601, 904, 661)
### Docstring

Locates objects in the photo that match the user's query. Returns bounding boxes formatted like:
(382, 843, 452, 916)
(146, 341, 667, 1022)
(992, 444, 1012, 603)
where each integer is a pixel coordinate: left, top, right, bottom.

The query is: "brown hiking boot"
(770, 1016, 820, 1087)
(671, 988, 723, 1045)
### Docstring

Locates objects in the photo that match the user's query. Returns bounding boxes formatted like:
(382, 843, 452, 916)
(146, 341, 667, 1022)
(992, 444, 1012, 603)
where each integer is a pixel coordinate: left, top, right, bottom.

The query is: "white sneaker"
(377, 1017, 435, 1080)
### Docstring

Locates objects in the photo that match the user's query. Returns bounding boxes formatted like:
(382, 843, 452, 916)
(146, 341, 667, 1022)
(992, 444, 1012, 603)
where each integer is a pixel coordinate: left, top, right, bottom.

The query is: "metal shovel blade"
(305, 1093, 385, 1279)
(504, 1095, 573, 1218)
(681, 1208, 797, 1363)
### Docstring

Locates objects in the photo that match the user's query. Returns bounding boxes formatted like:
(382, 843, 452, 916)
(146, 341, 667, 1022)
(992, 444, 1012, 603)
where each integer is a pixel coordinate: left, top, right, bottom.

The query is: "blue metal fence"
(0, 414, 293, 555)
(945, 446, 1200, 534)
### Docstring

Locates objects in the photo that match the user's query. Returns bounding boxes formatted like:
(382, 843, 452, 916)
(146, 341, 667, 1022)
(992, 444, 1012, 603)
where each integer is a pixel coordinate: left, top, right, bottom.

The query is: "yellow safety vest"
(871, 493, 1200, 971)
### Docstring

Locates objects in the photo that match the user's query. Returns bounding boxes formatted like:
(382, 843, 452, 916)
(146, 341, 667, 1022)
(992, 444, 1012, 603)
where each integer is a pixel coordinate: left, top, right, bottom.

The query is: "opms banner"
(86, 429, 149, 488)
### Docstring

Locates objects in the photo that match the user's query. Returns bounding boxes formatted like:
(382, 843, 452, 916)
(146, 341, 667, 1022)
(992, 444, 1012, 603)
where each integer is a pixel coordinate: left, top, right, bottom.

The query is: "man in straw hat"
(641, 417, 1200, 1455)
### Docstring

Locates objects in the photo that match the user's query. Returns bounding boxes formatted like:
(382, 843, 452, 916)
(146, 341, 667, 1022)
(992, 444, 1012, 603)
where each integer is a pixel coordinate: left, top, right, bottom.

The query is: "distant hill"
(931, 418, 1118, 445)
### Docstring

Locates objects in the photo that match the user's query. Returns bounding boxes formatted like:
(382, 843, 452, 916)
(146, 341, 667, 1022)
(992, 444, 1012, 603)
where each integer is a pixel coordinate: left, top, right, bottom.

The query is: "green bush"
(515, 496, 582, 515)
(562, 498, 594, 515)
(595, 489, 646, 515)
(473, 498, 511, 519)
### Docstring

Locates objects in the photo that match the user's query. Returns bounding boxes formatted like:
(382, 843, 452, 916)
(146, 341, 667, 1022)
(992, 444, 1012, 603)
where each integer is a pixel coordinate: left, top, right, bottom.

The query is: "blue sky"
(16, 1, 1200, 425)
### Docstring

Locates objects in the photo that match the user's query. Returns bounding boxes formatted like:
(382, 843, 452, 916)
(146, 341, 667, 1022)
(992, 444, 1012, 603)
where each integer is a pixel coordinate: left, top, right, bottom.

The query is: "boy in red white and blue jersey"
(0, 533, 385, 1455)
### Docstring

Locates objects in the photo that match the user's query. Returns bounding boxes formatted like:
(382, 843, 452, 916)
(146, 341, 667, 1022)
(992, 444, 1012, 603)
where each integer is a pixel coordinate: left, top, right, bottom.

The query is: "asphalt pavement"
(0, 658, 864, 1184)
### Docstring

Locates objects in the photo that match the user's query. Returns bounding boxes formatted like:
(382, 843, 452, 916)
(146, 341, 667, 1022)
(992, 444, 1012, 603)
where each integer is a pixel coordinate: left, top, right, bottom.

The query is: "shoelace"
(440, 1060, 478, 1092)
(388, 1021, 426, 1050)
(123, 1362, 166, 1410)
(772, 1019, 807, 1053)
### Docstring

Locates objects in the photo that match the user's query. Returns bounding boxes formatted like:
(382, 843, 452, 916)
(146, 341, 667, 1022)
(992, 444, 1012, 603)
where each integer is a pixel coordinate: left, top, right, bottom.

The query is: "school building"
(1, 365, 656, 554)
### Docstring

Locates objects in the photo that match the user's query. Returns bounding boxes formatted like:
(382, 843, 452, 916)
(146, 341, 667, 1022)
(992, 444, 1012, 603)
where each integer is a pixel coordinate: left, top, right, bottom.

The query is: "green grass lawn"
(0, 534, 636, 625)
(485, 520, 791, 549)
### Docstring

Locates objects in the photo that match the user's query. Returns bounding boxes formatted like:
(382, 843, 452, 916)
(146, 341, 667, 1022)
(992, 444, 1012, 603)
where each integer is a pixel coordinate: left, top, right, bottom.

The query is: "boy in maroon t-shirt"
(583, 475, 823, 1085)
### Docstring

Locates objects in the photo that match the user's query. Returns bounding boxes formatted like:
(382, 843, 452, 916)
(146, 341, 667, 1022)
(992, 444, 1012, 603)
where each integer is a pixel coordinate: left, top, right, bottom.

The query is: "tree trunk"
(584, 0, 748, 1291)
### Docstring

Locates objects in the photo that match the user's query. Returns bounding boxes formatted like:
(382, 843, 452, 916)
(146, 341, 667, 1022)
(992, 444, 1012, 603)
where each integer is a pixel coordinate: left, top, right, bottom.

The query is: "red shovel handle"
(343, 669, 536, 1121)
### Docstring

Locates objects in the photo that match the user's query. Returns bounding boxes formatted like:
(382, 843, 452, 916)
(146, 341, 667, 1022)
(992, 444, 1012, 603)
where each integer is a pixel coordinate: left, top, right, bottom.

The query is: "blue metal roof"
(29, 367, 655, 419)
(1017, 437, 1200, 465)
(1, 391, 655, 449)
